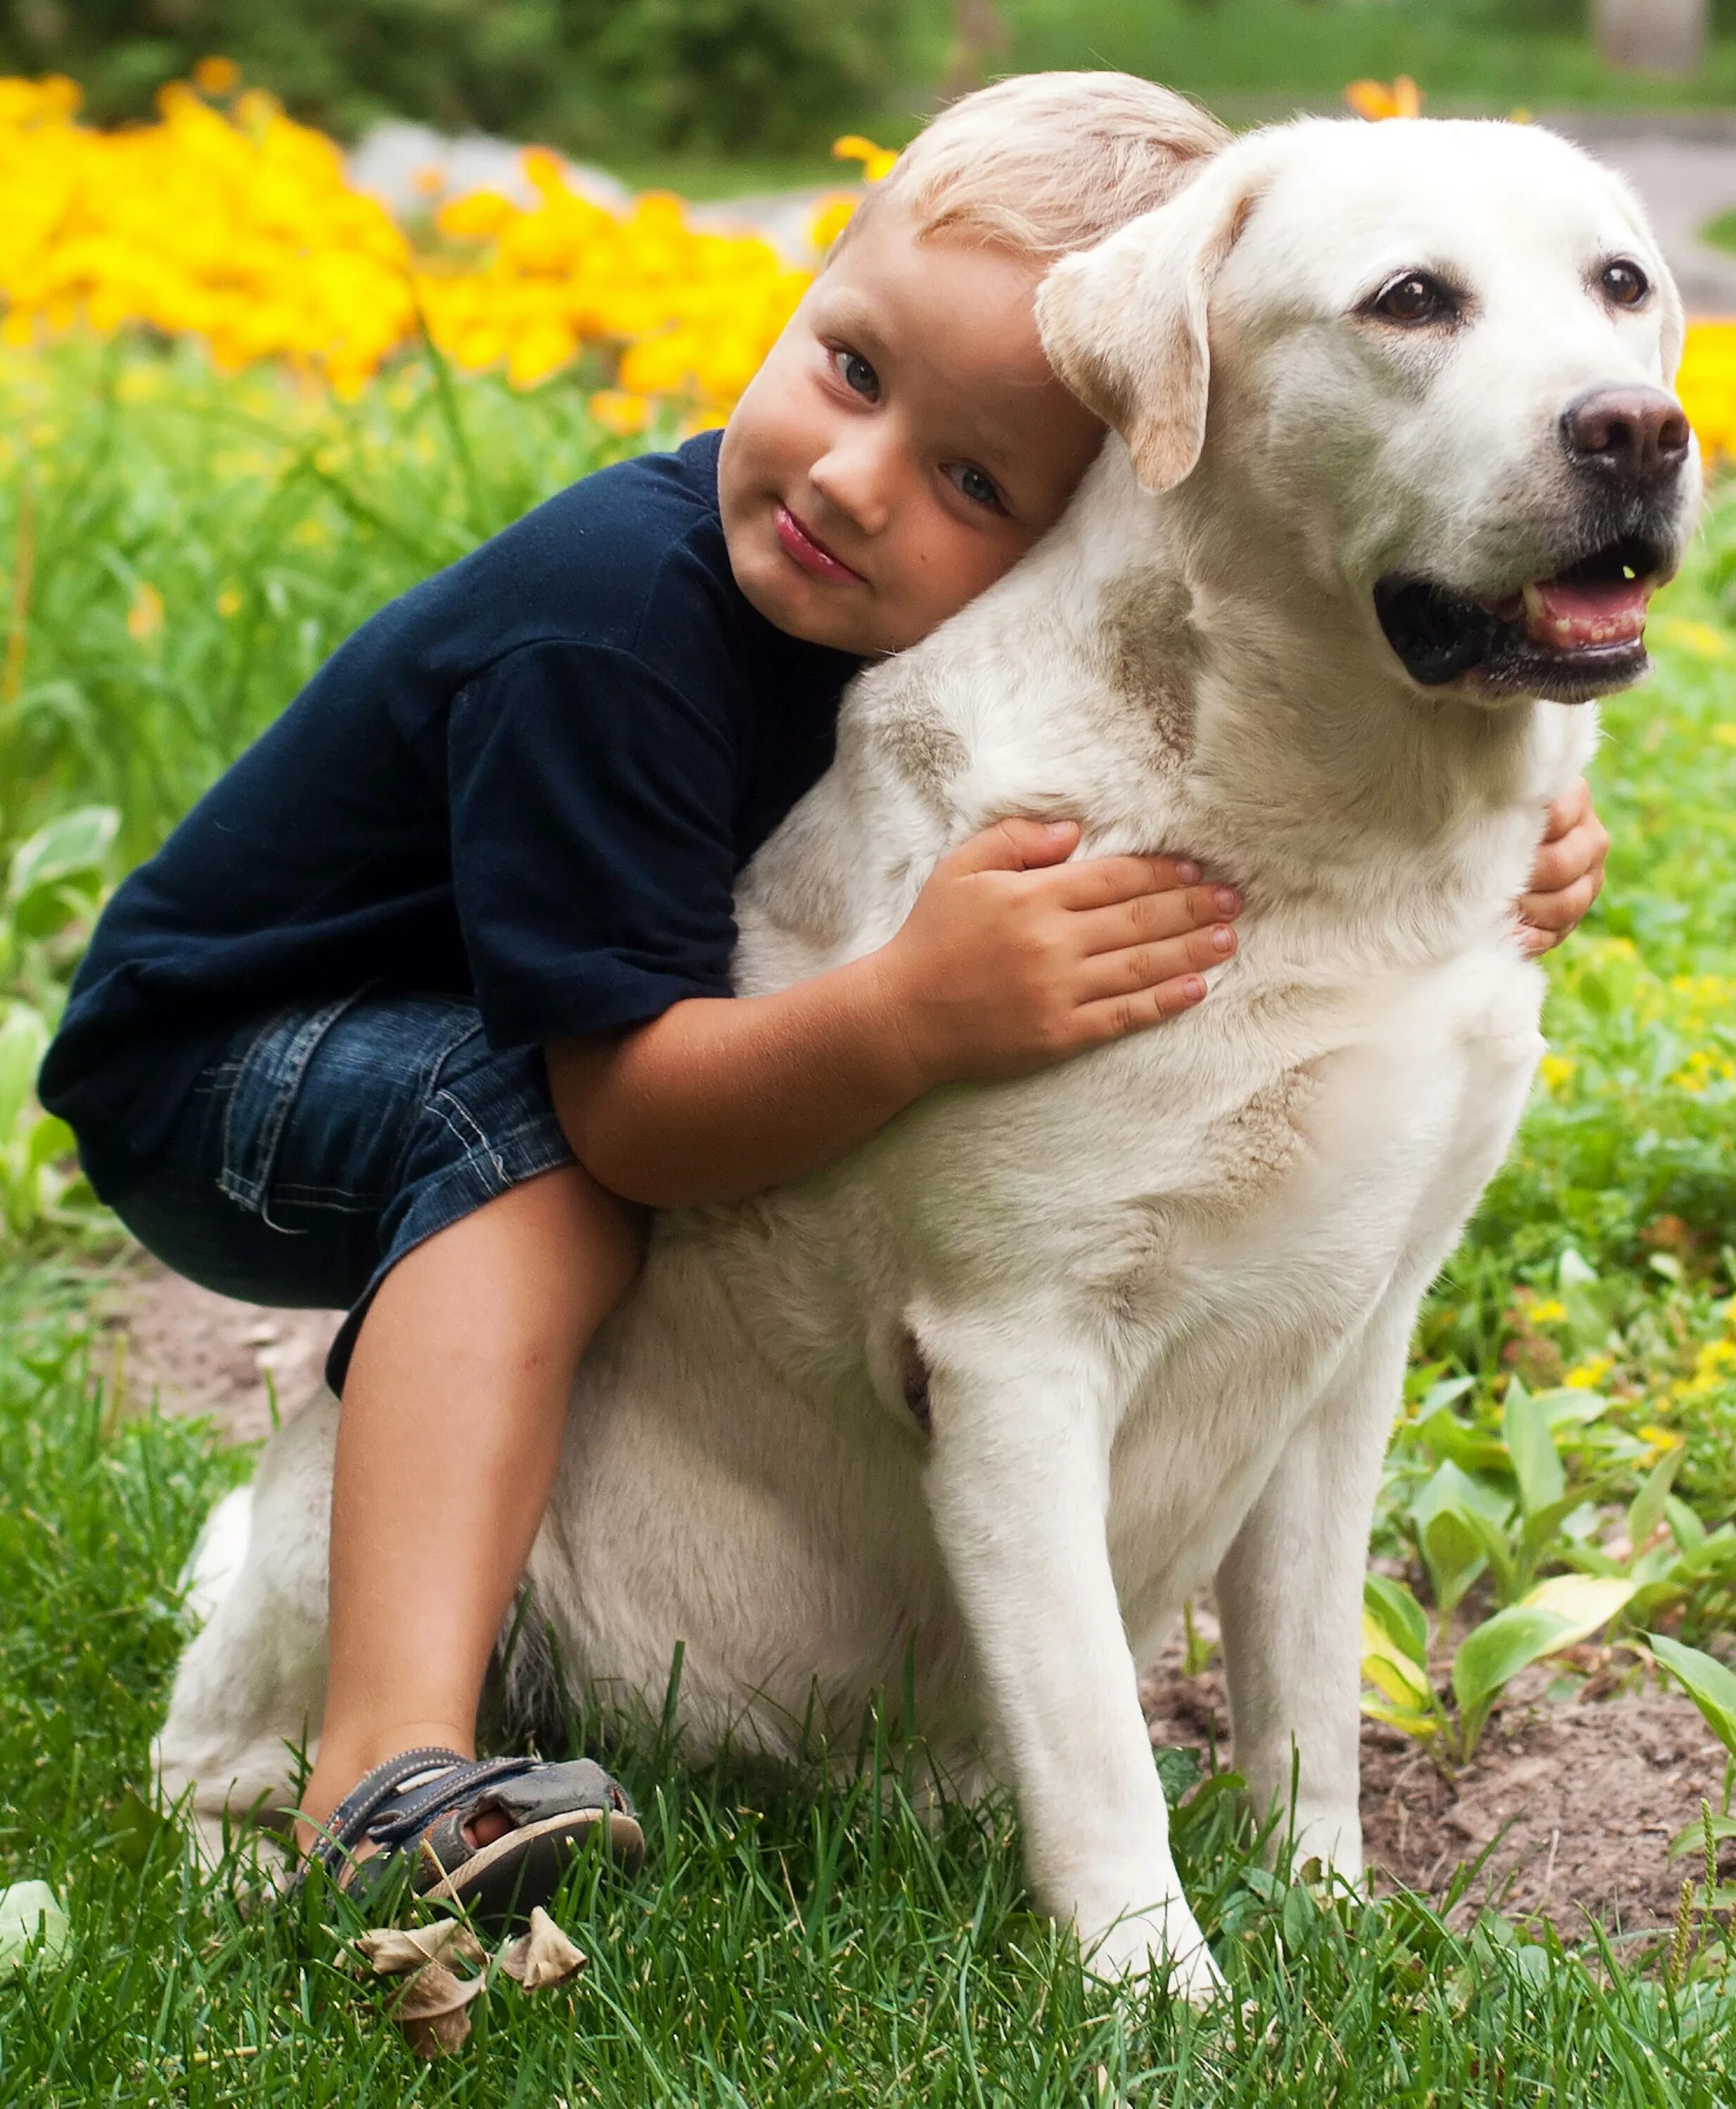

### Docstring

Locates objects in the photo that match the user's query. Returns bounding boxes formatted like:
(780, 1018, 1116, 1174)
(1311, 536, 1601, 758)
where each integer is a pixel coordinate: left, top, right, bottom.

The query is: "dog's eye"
(1600, 260, 1650, 309)
(1371, 273, 1453, 325)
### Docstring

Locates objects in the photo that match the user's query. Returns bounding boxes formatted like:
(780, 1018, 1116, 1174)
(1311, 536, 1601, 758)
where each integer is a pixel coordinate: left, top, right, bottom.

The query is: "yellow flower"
(589, 389, 652, 438)
(191, 56, 239, 99)
(1346, 77, 1423, 122)
(832, 134, 899, 183)
(1527, 1298, 1567, 1326)
(1539, 1052, 1576, 1093)
(1656, 618, 1732, 663)
(215, 586, 243, 617)
(125, 581, 162, 643)
(809, 194, 859, 253)
(1564, 1355, 1614, 1391)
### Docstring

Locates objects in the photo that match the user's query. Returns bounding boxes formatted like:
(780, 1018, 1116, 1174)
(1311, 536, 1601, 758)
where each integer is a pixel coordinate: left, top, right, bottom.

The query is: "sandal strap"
(368, 1755, 536, 1850)
(309, 1746, 529, 1878)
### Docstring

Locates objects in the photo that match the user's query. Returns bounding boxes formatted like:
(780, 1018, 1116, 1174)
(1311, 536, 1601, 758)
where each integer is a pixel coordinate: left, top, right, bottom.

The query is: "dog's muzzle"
(1374, 383, 1695, 702)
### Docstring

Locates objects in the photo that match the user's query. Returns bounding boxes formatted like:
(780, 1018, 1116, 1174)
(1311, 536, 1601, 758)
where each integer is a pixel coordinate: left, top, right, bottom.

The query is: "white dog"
(157, 117, 1699, 2000)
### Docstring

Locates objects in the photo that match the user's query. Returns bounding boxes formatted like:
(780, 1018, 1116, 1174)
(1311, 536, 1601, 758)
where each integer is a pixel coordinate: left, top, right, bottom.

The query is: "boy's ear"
(1036, 149, 1274, 495)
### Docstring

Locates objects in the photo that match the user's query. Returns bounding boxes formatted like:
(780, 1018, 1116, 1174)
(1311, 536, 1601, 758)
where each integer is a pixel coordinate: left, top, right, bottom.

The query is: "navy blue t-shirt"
(40, 431, 862, 1196)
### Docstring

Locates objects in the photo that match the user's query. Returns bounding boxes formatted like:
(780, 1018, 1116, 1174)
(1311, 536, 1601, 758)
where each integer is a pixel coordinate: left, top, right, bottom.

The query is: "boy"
(39, 72, 1607, 1922)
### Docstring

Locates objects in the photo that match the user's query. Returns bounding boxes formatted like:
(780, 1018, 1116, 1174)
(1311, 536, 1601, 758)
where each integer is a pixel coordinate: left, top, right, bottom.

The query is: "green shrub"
(0, 0, 912, 155)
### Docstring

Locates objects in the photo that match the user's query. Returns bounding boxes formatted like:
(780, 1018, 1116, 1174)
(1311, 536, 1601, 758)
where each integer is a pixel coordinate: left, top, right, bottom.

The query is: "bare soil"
(93, 1258, 340, 1444)
(102, 1261, 1735, 1940)
(1143, 1615, 1735, 1941)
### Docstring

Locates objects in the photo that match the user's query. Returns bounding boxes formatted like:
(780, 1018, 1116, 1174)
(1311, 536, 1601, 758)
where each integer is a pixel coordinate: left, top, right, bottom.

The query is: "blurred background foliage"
(4, 1, 1735, 162)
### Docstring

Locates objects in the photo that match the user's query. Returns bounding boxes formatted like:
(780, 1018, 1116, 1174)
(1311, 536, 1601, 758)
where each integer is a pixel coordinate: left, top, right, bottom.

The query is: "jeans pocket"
(217, 993, 366, 1223)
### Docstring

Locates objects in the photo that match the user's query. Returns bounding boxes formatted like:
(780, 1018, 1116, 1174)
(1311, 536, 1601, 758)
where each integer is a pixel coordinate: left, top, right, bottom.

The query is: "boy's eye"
(831, 347, 879, 400)
(946, 463, 1005, 512)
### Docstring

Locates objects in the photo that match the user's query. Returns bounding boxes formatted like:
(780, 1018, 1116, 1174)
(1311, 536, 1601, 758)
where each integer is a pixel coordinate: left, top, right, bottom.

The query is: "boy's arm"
(548, 817, 1241, 1208)
(1515, 776, 1609, 955)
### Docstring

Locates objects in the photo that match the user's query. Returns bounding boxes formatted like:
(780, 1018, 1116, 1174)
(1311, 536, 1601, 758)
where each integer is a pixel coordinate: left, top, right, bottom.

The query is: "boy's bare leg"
(294, 1163, 645, 1856)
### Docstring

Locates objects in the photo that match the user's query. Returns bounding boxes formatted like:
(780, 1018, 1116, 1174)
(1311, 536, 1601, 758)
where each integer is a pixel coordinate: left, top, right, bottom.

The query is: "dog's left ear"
(1037, 147, 1274, 494)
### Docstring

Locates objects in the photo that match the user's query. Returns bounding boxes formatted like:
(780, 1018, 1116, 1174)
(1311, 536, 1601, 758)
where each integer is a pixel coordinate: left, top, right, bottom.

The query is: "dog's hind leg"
(918, 1312, 1223, 2003)
(155, 1398, 337, 1868)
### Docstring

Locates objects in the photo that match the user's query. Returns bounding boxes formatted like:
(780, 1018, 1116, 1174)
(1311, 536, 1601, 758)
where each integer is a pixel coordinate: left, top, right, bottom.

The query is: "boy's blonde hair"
(847, 71, 1228, 262)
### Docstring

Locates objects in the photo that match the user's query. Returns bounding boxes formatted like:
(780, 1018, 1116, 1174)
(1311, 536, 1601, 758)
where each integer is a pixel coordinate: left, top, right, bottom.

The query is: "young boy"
(39, 72, 1608, 1921)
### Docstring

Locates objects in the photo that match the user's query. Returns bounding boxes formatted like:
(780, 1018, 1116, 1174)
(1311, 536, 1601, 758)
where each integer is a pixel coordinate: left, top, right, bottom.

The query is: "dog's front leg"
(920, 1317, 1221, 2001)
(1214, 1302, 1414, 1886)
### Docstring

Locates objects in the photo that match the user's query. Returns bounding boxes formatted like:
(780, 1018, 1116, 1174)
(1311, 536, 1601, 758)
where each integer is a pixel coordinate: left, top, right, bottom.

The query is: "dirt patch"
(1143, 1611, 1734, 1940)
(93, 1259, 340, 1443)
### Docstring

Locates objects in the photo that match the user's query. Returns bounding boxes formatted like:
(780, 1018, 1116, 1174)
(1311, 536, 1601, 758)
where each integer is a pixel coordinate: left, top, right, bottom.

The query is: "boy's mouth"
(775, 503, 864, 585)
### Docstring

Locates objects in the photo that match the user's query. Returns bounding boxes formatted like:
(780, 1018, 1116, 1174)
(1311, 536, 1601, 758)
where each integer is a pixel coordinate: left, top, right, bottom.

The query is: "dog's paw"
(1083, 1906, 1226, 2006)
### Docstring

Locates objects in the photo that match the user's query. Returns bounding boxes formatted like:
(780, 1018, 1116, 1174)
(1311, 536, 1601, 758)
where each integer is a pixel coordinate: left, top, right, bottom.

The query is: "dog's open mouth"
(1374, 533, 1671, 701)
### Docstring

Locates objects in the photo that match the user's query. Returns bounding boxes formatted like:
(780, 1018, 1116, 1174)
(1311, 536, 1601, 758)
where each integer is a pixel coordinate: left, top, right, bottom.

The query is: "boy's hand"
(1517, 776, 1608, 957)
(872, 817, 1239, 1089)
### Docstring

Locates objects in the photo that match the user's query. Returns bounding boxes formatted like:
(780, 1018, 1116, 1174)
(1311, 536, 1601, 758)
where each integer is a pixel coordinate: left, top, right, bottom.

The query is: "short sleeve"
(447, 639, 742, 1047)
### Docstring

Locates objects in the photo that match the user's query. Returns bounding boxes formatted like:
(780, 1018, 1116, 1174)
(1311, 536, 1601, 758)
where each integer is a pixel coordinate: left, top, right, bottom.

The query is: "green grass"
(989, 2, 1736, 120)
(3, 1268, 1735, 2103)
(6, 336, 1736, 2095)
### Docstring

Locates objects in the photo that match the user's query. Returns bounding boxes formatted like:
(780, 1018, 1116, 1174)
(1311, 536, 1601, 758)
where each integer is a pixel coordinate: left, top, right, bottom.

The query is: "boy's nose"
(809, 435, 896, 537)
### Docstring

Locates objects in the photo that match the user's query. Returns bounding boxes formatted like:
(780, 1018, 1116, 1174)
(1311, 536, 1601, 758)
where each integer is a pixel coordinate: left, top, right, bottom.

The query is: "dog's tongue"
(1521, 575, 1652, 650)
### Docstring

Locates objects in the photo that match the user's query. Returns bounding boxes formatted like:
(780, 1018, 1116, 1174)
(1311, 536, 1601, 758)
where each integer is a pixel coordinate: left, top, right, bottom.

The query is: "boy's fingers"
(1541, 775, 1592, 841)
(1076, 974, 1209, 1043)
(941, 817, 1080, 877)
(1072, 890, 1240, 956)
(1045, 852, 1211, 909)
(1084, 924, 1236, 1000)
(1518, 870, 1597, 935)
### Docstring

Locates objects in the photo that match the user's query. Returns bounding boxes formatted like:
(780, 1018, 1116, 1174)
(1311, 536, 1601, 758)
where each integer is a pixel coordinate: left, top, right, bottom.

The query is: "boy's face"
(719, 200, 1107, 657)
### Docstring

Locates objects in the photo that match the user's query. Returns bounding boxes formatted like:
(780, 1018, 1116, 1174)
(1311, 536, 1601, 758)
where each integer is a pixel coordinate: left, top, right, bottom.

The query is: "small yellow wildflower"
(1656, 618, 1732, 663)
(589, 389, 652, 439)
(832, 134, 899, 183)
(808, 194, 860, 252)
(1564, 1355, 1614, 1391)
(191, 56, 239, 99)
(214, 586, 243, 618)
(1346, 77, 1422, 122)
(125, 581, 162, 643)
(1539, 1052, 1576, 1094)
(1527, 1298, 1567, 1326)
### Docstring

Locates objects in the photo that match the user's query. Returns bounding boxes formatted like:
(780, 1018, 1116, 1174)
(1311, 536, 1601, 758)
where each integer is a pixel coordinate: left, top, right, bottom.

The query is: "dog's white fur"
(157, 119, 1699, 1999)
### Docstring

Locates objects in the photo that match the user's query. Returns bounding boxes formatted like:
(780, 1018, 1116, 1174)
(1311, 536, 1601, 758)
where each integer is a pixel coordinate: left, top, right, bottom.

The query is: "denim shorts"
(110, 993, 574, 1395)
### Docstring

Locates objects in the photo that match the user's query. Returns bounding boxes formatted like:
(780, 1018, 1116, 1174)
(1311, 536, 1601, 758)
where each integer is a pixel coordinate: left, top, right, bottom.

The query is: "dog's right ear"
(1037, 149, 1273, 494)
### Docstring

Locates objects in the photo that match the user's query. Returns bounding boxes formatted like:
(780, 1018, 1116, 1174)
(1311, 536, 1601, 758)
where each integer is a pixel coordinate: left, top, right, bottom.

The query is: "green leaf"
(1519, 1573, 1638, 1644)
(1363, 1574, 1429, 1668)
(1647, 1634, 1736, 1760)
(1417, 1404, 1508, 1475)
(1533, 1388, 1615, 1431)
(1453, 1604, 1575, 1716)
(1412, 1460, 1511, 1613)
(4, 805, 117, 910)
(0, 1005, 48, 1142)
(1627, 1447, 1685, 1556)
(1503, 1379, 1565, 1521)
(1668, 1812, 1736, 1862)
(1666, 1496, 1709, 1556)
(0, 1882, 68, 1971)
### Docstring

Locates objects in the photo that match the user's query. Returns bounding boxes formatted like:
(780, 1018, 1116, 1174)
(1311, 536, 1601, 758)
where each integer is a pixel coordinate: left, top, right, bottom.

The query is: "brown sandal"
(302, 1746, 644, 1930)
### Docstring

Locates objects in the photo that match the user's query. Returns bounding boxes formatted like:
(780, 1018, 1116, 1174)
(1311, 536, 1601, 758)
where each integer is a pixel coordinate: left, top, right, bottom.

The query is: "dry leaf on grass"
(499, 1906, 586, 1989)
(392, 1961, 488, 2059)
(354, 1920, 487, 1975)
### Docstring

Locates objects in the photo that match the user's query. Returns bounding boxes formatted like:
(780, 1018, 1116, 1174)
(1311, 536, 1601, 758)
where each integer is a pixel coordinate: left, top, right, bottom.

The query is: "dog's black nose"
(1560, 385, 1692, 488)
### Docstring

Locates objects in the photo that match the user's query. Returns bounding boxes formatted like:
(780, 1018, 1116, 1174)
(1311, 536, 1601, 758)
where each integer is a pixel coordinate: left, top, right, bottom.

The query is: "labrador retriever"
(157, 117, 1701, 1999)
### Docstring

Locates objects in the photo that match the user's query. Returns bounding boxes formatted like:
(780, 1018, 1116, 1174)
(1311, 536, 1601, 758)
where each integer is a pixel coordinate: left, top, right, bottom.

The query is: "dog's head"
(1037, 117, 1702, 704)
